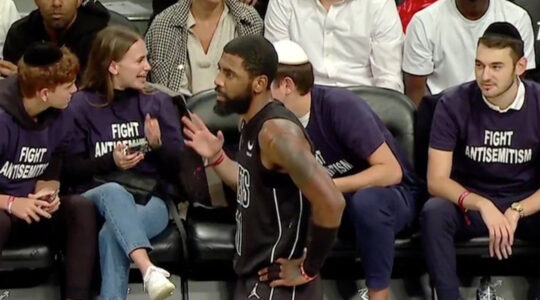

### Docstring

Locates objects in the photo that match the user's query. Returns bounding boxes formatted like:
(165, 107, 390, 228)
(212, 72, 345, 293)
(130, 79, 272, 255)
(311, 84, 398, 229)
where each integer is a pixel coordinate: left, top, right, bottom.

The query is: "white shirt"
(403, 0, 536, 95)
(0, 0, 19, 56)
(186, 6, 237, 94)
(264, 0, 404, 92)
(482, 79, 525, 113)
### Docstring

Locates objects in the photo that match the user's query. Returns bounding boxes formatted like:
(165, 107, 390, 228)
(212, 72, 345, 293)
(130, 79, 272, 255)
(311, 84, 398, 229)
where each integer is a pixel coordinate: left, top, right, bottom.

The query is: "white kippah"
(272, 40, 309, 65)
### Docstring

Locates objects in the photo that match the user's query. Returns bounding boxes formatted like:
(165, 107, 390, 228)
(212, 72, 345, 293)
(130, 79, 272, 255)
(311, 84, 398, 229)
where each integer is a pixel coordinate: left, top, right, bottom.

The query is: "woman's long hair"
(81, 26, 141, 104)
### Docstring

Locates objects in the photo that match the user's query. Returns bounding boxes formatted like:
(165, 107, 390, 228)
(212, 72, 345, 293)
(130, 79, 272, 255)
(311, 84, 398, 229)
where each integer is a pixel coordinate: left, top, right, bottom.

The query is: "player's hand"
(0, 60, 17, 77)
(113, 143, 144, 170)
(10, 197, 52, 224)
(479, 201, 513, 260)
(182, 112, 224, 159)
(257, 253, 313, 287)
(145, 114, 162, 149)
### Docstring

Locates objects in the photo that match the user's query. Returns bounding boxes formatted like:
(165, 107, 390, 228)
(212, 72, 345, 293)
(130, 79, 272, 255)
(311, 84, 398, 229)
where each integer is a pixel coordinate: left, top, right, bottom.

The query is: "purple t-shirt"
(430, 80, 540, 198)
(306, 85, 418, 188)
(68, 89, 184, 178)
(0, 78, 73, 197)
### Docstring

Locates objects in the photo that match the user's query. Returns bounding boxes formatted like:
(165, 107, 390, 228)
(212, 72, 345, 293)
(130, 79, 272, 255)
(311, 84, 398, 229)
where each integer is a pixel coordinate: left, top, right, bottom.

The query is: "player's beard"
(214, 85, 252, 116)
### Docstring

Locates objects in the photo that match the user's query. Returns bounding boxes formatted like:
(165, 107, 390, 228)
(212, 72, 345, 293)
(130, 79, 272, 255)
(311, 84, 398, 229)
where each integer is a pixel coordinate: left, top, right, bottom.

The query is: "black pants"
(234, 276, 323, 300)
(421, 195, 540, 300)
(0, 195, 97, 299)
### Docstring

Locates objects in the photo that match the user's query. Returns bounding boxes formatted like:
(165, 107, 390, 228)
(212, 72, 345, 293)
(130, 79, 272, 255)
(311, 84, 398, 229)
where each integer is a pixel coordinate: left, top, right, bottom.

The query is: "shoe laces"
(143, 266, 171, 290)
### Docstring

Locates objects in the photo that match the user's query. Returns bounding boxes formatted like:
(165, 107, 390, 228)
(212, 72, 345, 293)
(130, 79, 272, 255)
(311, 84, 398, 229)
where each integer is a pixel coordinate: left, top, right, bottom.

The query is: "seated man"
(145, 0, 263, 95)
(270, 40, 422, 300)
(1, 0, 110, 77)
(0, 42, 96, 300)
(403, 0, 535, 105)
(265, 0, 404, 92)
(422, 22, 540, 300)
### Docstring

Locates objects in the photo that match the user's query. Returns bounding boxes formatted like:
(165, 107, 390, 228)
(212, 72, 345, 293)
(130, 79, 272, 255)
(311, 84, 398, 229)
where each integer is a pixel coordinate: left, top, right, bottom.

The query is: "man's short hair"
(478, 22, 524, 63)
(18, 46, 80, 98)
(223, 35, 278, 89)
(274, 63, 314, 96)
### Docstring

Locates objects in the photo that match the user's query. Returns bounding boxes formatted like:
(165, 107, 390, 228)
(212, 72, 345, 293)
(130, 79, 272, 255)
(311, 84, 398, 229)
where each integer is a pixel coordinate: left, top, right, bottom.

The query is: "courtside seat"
(0, 242, 54, 271)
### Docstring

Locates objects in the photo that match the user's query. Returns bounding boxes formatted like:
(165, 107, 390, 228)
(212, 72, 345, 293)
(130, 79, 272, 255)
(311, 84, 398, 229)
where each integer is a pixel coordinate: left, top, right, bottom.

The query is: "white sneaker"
(143, 266, 175, 300)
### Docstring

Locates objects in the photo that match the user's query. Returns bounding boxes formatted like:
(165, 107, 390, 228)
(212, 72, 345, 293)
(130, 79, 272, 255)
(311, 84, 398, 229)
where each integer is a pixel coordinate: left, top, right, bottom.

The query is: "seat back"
(346, 86, 416, 167)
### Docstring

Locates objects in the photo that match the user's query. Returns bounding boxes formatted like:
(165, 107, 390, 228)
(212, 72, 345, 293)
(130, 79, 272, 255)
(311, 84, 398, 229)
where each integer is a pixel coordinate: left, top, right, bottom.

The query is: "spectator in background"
(149, 0, 268, 26)
(0, 0, 19, 54)
(1, 0, 110, 77)
(512, 0, 540, 82)
(422, 23, 540, 300)
(264, 0, 405, 92)
(146, 0, 263, 95)
(403, 0, 535, 105)
(271, 40, 422, 300)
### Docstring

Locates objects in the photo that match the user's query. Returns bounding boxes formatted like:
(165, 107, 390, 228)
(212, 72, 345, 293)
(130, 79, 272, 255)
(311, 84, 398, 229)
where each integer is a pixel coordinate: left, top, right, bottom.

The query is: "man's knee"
(347, 187, 393, 228)
(420, 197, 457, 233)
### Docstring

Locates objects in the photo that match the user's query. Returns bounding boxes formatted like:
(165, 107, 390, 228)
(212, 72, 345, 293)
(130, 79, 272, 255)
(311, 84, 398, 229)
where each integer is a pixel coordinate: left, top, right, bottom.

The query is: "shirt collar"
(482, 79, 525, 113)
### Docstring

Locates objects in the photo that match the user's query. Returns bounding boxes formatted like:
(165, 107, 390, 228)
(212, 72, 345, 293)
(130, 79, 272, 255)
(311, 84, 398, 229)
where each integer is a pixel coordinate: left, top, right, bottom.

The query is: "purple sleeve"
(429, 98, 459, 151)
(156, 95, 184, 151)
(67, 99, 89, 155)
(147, 95, 184, 179)
(40, 112, 74, 181)
(332, 95, 385, 160)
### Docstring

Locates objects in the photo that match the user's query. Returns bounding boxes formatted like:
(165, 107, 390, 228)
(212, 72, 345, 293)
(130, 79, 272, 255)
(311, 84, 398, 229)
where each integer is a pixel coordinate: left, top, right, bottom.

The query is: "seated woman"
(0, 42, 96, 300)
(64, 26, 184, 300)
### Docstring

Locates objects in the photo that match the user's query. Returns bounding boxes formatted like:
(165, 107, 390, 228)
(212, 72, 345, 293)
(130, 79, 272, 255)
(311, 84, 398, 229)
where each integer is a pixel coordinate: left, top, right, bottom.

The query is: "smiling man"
(422, 22, 540, 300)
(0, 0, 110, 77)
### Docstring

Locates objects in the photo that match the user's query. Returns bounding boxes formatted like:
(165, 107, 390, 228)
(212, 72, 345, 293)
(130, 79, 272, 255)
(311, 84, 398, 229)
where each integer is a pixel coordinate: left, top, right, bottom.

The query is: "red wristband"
(300, 261, 317, 282)
(7, 196, 15, 215)
(206, 151, 225, 168)
(458, 191, 471, 226)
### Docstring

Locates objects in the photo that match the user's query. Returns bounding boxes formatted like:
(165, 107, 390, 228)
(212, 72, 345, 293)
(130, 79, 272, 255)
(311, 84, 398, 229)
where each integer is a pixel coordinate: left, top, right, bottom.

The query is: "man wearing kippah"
(422, 22, 540, 300)
(0, 42, 97, 300)
(270, 40, 422, 300)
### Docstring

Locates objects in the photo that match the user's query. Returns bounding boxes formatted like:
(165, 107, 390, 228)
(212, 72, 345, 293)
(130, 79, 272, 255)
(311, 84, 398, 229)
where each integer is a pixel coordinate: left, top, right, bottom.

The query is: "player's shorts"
(234, 276, 322, 300)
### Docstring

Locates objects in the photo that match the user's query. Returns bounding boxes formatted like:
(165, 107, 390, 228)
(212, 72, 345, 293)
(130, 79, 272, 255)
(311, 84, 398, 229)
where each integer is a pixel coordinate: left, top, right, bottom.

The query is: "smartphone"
(38, 189, 59, 203)
(126, 140, 151, 155)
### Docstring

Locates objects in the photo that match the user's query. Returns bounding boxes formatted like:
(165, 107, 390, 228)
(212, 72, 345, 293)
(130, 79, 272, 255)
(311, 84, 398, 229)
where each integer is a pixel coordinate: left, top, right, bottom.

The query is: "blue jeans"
(83, 182, 169, 300)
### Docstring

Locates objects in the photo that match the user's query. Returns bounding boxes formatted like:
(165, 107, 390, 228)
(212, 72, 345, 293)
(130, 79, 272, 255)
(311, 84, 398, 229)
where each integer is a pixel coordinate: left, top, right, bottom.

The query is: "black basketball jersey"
(234, 101, 312, 277)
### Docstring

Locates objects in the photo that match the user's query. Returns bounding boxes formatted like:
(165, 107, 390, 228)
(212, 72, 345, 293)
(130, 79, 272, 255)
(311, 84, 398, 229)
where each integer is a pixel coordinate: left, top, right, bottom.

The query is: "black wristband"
(303, 221, 338, 277)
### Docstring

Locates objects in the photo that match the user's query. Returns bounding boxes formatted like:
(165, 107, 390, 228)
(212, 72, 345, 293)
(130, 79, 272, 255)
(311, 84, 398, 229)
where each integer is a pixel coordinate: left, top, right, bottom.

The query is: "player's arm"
(333, 142, 402, 193)
(182, 113, 239, 189)
(260, 119, 345, 227)
(259, 119, 345, 284)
